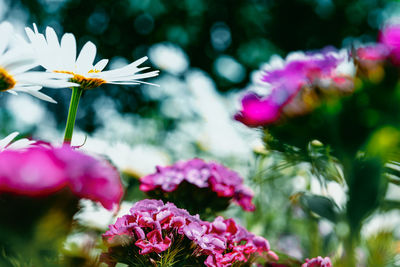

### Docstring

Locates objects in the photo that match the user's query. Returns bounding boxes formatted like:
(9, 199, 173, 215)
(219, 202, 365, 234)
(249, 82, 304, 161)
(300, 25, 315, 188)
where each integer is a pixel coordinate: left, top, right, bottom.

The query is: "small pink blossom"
(234, 92, 282, 127)
(302, 256, 332, 267)
(357, 44, 390, 62)
(135, 230, 172, 254)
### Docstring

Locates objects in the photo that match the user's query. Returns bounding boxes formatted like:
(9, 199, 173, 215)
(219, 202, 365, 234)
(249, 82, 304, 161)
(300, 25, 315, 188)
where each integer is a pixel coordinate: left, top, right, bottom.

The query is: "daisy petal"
(76, 41, 97, 74)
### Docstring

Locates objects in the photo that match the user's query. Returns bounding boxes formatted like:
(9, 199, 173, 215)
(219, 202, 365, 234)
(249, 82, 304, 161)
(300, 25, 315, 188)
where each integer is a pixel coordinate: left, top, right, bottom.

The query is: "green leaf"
(346, 157, 387, 232)
(299, 193, 341, 222)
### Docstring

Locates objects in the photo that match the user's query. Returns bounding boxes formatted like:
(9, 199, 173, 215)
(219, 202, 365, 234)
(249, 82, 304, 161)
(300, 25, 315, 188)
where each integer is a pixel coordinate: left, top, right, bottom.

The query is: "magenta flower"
(379, 23, 400, 65)
(139, 158, 255, 213)
(102, 200, 275, 267)
(135, 229, 172, 254)
(234, 92, 282, 127)
(0, 146, 123, 210)
(302, 256, 332, 267)
(235, 49, 354, 127)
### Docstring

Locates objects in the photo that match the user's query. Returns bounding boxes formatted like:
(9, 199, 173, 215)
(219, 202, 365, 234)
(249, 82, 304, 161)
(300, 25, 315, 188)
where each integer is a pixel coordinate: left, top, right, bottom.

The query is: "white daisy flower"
(25, 24, 160, 90)
(0, 132, 36, 151)
(0, 21, 76, 103)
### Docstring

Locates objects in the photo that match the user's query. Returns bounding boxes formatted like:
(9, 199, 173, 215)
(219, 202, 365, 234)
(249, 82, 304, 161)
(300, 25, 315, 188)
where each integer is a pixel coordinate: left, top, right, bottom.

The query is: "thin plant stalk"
(63, 87, 83, 145)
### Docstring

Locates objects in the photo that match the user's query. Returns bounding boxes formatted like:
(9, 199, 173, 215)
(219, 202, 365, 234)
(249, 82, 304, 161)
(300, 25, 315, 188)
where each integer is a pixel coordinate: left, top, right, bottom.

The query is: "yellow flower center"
(55, 70, 106, 90)
(0, 67, 16, 92)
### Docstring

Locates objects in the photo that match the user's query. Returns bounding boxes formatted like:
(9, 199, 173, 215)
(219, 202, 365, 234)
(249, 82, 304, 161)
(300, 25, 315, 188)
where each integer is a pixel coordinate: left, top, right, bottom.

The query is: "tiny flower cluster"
(235, 49, 355, 127)
(0, 145, 123, 210)
(139, 158, 255, 212)
(302, 256, 332, 267)
(199, 216, 278, 266)
(102, 199, 275, 267)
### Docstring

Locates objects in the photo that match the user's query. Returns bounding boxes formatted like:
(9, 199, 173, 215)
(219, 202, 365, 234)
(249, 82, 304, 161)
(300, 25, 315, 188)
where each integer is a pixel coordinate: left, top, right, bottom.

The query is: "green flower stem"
(63, 87, 83, 145)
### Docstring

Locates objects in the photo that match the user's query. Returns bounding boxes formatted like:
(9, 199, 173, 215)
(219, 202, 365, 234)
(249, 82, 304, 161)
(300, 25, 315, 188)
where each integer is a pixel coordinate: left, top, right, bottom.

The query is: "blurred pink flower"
(0, 146, 123, 210)
(139, 159, 255, 211)
(302, 256, 332, 267)
(234, 92, 282, 127)
(235, 49, 353, 127)
(380, 23, 400, 65)
(357, 44, 390, 62)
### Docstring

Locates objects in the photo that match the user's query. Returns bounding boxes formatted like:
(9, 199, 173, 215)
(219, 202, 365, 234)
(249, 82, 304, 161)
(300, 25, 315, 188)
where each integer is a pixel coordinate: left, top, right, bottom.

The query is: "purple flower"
(302, 256, 332, 267)
(0, 146, 123, 210)
(139, 159, 255, 212)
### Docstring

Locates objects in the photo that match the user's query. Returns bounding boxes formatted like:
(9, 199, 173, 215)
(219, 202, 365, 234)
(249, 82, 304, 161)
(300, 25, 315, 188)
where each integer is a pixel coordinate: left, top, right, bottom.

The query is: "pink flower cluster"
(302, 256, 332, 267)
(139, 158, 255, 211)
(236, 21, 400, 128)
(102, 199, 275, 267)
(0, 146, 123, 210)
(235, 49, 353, 127)
(200, 216, 279, 266)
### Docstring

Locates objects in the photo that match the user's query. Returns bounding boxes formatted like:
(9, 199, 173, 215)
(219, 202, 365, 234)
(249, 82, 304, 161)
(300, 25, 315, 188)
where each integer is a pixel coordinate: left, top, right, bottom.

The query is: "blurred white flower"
(149, 42, 189, 75)
(0, 21, 74, 103)
(74, 200, 134, 230)
(6, 94, 47, 128)
(25, 24, 159, 90)
(214, 55, 245, 83)
(74, 134, 170, 177)
(185, 69, 259, 159)
(362, 210, 400, 238)
(0, 132, 35, 151)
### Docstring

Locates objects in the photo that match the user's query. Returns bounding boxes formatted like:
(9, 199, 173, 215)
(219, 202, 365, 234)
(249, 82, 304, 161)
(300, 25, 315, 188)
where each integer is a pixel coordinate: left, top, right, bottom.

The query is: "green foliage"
(366, 231, 398, 267)
(298, 193, 341, 223)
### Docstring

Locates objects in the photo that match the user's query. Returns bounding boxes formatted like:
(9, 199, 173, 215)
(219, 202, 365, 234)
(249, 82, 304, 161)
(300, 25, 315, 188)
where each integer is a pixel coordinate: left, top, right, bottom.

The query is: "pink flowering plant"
(102, 199, 276, 267)
(139, 159, 255, 217)
(234, 19, 400, 267)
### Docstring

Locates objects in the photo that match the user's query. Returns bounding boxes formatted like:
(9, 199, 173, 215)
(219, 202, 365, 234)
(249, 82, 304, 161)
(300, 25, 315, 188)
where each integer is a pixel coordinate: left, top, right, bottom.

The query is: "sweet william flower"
(102, 200, 275, 267)
(139, 158, 256, 213)
(302, 256, 332, 267)
(25, 24, 159, 90)
(0, 21, 76, 102)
